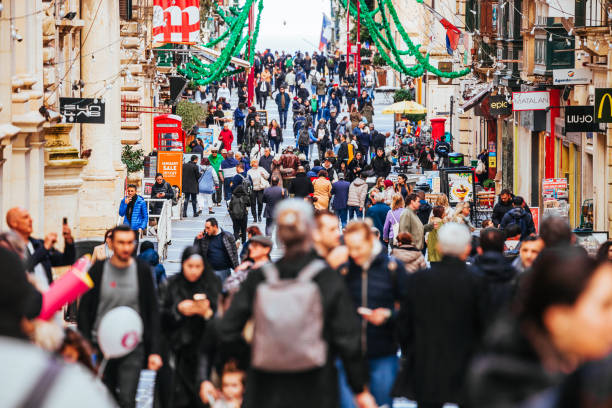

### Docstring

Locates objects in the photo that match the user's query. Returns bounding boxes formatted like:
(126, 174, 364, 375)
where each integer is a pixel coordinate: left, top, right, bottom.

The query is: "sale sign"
(153, 0, 200, 45)
(157, 151, 183, 193)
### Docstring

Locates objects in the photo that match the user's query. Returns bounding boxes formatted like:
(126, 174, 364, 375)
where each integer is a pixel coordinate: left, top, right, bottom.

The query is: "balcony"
(575, 0, 606, 27)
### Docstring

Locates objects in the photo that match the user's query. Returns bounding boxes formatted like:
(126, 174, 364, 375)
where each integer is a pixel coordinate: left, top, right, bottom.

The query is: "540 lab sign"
(59, 97, 105, 124)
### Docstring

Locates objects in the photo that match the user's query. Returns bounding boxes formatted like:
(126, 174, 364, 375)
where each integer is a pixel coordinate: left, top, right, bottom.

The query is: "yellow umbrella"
(381, 100, 427, 115)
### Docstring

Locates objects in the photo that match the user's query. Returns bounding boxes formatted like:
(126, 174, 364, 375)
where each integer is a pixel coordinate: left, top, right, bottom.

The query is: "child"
(58, 327, 97, 374)
(213, 361, 246, 408)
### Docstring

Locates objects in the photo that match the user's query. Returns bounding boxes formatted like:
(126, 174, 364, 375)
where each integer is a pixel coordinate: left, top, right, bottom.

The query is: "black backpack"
(239, 173, 253, 196)
(298, 128, 310, 147)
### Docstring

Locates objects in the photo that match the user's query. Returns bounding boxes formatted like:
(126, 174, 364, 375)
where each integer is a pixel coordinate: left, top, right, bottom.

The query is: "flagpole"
(356, 0, 361, 96)
(247, 2, 255, 107)
(346, 0, 350, 70)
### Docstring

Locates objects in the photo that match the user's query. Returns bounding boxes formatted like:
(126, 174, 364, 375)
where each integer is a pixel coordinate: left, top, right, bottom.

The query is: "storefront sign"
(257, 110, 268, 126)
(595, 88, 612, 123)
(157, 151, 183, 193)
(488, 156, 496, 168)
(59, 98, 105, 124)
(512, 91, 550, 111)
(565, 106, 596, 132)
(488, 95, 512, 116)
(553, 68, 592, 85)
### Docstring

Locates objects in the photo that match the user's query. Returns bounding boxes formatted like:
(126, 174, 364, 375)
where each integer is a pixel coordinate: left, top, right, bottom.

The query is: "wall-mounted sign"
(59, 98, 105, 124)
(595, 88, 612, 123)
(438, 61, 453, 85)
(488, 94, 512, 116)
(553, 68, 592, 85)
(513, 91, 550, 111)
(565, 106, 596, 132)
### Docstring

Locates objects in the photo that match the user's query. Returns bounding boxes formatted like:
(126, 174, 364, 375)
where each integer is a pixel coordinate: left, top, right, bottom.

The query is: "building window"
(535, 39, 546, 65)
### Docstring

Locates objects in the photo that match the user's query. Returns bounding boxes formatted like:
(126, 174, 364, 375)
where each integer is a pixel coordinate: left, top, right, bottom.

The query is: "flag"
(421, 3, 461, 55)
(319, 13, 332, 51)
(153, 0, 200, 45)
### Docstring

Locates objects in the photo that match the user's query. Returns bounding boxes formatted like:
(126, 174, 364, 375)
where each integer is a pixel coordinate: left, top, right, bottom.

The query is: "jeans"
(213, 268, 232, 283)
(232, 215, 248, 243)
(223, 179, 233, 201)
(348, 206, 363, 220)
(236, 125, 245, 147)
(279, 109, 289, 128)
(258, 94, 267, 109)
(366, 86, 375, 100)
(183, 192, 197, 216)
(318, 95, 325, 107)
(270, 138, 281, 154)
(251, 190, 264, 220)
(298, 144, 309, 159)
(213, 185, 222, 204)
(337, 354, 398, 408)
(289, 85, 295, 93)
(102, 344, 145, 408)
(336, 208, 348, 228)
(265, 217, 275, 236)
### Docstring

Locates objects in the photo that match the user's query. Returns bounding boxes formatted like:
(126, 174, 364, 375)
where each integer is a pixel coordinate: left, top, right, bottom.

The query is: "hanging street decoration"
(153, 0, 201, 45)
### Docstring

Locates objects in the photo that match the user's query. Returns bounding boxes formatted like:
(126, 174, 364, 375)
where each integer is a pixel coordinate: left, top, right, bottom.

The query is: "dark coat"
(416, 200, 433, 226)
(262, 185, 288, 219)
(259, 154, 274, 174)
(500, 207, 536, 240)
(394, 256, 484, 404)
(27, 238, 75, 285)
(182, 161, 201, 194)
(77, 258, 161, 357)
(289, 172, 314, 198)
(218, 251, 368, 408)
(159, 270, 221, 406)
(331, 180, 351, 210)
(150, 180, 175, 214)
(194, 230, 239, 269)
(371, 131, 386, 151)
(469, 251, 518, 329)
(371, 155, 391, 178)
(341, 248, 408, 358)
(492, 197, 514, 227)
(366, 203, 391, 239)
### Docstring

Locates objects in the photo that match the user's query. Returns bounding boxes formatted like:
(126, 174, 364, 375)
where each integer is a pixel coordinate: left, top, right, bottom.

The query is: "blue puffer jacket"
(119, 195, 148, 231)
(341, 242, 408, 358)
(138, 247, 167, 288)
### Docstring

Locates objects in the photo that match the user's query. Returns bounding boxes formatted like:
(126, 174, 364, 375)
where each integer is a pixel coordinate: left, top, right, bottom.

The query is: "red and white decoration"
(153, 0, 200, 45)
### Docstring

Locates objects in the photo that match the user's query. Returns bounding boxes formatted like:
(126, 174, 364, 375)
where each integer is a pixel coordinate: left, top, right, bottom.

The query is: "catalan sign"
(595, 88, 612, 123)
(59, 98, 105, 124)
(565, 106, 596, 133)
(488, 94, 512, 117)
(512, 91, 550, 111)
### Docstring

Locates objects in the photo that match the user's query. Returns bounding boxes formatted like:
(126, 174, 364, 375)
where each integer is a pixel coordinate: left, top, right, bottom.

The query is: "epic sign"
(488, 95, 512, 116)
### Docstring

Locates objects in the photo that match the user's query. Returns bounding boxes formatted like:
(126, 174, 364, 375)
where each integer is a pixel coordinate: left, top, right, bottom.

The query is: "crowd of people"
(5, 47, 612, 408)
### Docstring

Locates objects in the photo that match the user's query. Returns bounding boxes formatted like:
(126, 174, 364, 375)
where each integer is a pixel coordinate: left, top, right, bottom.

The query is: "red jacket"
(220, 129, 234, 151)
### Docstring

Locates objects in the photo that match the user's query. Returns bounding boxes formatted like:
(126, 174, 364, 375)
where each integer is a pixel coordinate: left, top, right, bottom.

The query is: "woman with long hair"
(452, 202, 475, 232)
(312, 170, 332, 210)
(160, 246, 221, 408)
(267, 119, 283, 154)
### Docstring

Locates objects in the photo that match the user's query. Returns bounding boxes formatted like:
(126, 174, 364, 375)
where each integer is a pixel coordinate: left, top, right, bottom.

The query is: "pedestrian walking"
(391, 232, 427, 273)
(182, 155, 202, 217)
(233, 103, 246, 147)
(312, 170, 332, 210)
(194, 218, 239, 283)
(398, 193, 425, 250)
(198, 158, 219, 215)
(218, 200, 377, 408)
(262, 176, 288, 236)
(383, 193, 405, 246)
(267, 119, 283, 154)
(275, 86, 291, 129)
(366, 192, 391, 243)
(491, 188, 514, 227)
(220, 151, 239, 202)
(150, 173, 174, 215)
(119, 184, 148, 252)
(219, 124, 234, 152)
(347, 175, 368, 220)
(371, 147, 391, 178)
(331, 172, 351, 228)
(247, 159, 270, 222)
(209, 148, 224, 206)
(77, 225, 163, 408)
(499, 196, 536, 240)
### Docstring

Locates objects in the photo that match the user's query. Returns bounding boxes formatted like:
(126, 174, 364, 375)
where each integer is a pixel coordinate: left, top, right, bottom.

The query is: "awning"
(459, 84, 491, 113)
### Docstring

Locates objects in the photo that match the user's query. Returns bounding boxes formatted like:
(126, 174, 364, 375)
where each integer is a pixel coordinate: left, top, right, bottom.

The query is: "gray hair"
(274, 199, 315, 252)
(437, 223, 471, 257)
(371, 192, 383, 203)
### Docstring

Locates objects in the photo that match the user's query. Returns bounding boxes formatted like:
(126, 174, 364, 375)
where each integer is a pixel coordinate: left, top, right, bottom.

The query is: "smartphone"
(357, 307, 373, 316)
(63, 217, 68, 225)
(193, 293, 207, 301)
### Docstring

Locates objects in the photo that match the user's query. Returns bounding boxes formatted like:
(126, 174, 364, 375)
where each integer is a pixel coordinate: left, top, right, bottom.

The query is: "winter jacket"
(268, 126, 283, 143)
(398, 208, 424, 250)
(233, 107, 245, 127)
(366, 202, 391, 240)
(500, 207, 536, 240)
(280, 153, 300, 177)
(425, 218, 443, 262)
(371, 131, 386, 151)
(391, 244, 427, 273)
(262, 185, 288, 218)
(77, 258, 161, 357)
(119, 195, 148, 231)
(347, 178, 368, 208)
(228, 184, 251, 219)
(492, 197, 514, 227)
(194, 230, 239, 269)
(394, 256, 484, 404)
(275, 91, 291, 111)
(259, 154, 274, 174)
(469, 251, 518, 329)
(247, 167, 270, 191)
(218, 251, 368, 408)
(341, 243, 408, 358)
(416, 199, 433, 226)
(150, 180, 174, 201)
(138, 248, 167, 287)
(313, 177, 332, 210)
(219, 129, 234, 151)
(182, 161, 202, 194)
(383, 208, 404, 242)
(316, 81, 328, 96)
(331, 180, 351, 210)
(371, 155, 391, 178)
(199, 165, 219, 194)
(289, 172, 314, 198)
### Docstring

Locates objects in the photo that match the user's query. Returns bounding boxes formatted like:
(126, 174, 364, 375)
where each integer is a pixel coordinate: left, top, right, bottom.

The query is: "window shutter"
(120, 0, 133, 20)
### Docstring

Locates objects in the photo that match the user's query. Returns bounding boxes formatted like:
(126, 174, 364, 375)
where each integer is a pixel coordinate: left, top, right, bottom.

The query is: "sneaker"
(209, 210, 215, 214)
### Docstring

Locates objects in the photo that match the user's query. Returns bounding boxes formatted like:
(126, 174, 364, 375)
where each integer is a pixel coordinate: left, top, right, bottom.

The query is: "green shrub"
(121, 145, 144, 174)
(393, 88, 413, 102)
(483, 179, 496, 189)
(176, 100, 207, 131)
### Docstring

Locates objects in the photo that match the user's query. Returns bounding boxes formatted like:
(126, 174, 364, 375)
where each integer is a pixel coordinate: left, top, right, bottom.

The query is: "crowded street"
(3, 1, 612, 408)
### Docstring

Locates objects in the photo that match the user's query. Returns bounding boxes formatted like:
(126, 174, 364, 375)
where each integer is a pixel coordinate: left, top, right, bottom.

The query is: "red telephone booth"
(430, 117, 447, 144)
(154, 114, 185, 151)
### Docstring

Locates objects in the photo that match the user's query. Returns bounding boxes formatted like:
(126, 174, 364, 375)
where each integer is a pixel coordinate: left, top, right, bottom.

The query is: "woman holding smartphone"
(159, 246, 221, 408)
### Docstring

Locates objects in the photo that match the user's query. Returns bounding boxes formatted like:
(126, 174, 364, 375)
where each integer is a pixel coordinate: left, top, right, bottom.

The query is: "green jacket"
(209, 154, 224, 175)
(425, 218, 444, 262)
(398, 207, 424, 250)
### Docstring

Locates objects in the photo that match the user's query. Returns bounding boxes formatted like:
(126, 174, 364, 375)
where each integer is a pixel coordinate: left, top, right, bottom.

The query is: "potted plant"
(482, 179, 495, 191)
(122, 145, 145, 182)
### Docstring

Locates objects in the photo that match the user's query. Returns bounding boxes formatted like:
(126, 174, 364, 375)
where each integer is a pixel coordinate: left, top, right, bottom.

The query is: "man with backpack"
(297, 121, 312, 159)
(230, 163, 252, 196)
(499, 196, 536, 240)
(218, 199, 377, 408)
(228, 178, 251, 244)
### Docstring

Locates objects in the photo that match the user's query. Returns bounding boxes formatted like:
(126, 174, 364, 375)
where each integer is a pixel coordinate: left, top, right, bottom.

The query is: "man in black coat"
(218, 199, 377, 408)
(77, 225, 162, 406)
(395, 223, 483, 408)
(193, 218, 239, 283)
(150, 172, 175, 215)
(370, 147, 392, 178)
(182, 155, 202, 217)
(491, 189, 514, 227)
(6, 206, 75, 288)
(262, 176, 288, 236)
(370, 125, 387, 151)
(258, 147, 274, 174)
(289, 166, 314, 198)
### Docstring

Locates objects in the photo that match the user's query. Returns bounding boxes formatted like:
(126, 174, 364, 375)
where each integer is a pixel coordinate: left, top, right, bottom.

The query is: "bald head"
(297, 166, 305, 173)
(6, 207, 32, 241)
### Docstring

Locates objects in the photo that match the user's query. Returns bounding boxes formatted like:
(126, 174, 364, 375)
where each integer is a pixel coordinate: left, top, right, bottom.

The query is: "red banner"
(153, 0, 200, 45)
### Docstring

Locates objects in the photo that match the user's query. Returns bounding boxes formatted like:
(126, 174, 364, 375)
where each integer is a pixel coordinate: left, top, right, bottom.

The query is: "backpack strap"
(261, 262, 280, 284)
(297, 259, 327, 282)
(18, 357, 63, 408)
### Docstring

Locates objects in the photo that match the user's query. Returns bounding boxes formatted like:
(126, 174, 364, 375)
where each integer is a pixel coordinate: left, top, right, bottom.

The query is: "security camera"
(15, 34, 23, 42)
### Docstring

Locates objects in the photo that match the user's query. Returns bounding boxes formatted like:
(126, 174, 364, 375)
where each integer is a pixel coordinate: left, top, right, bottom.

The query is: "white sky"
(252, 0, 331, 53)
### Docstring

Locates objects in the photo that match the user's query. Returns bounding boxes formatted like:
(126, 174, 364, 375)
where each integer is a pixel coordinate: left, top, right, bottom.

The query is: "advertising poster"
(447, 172, 474, 205)
(542, 178, 569, 221)
(157, 151, 183, 193)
